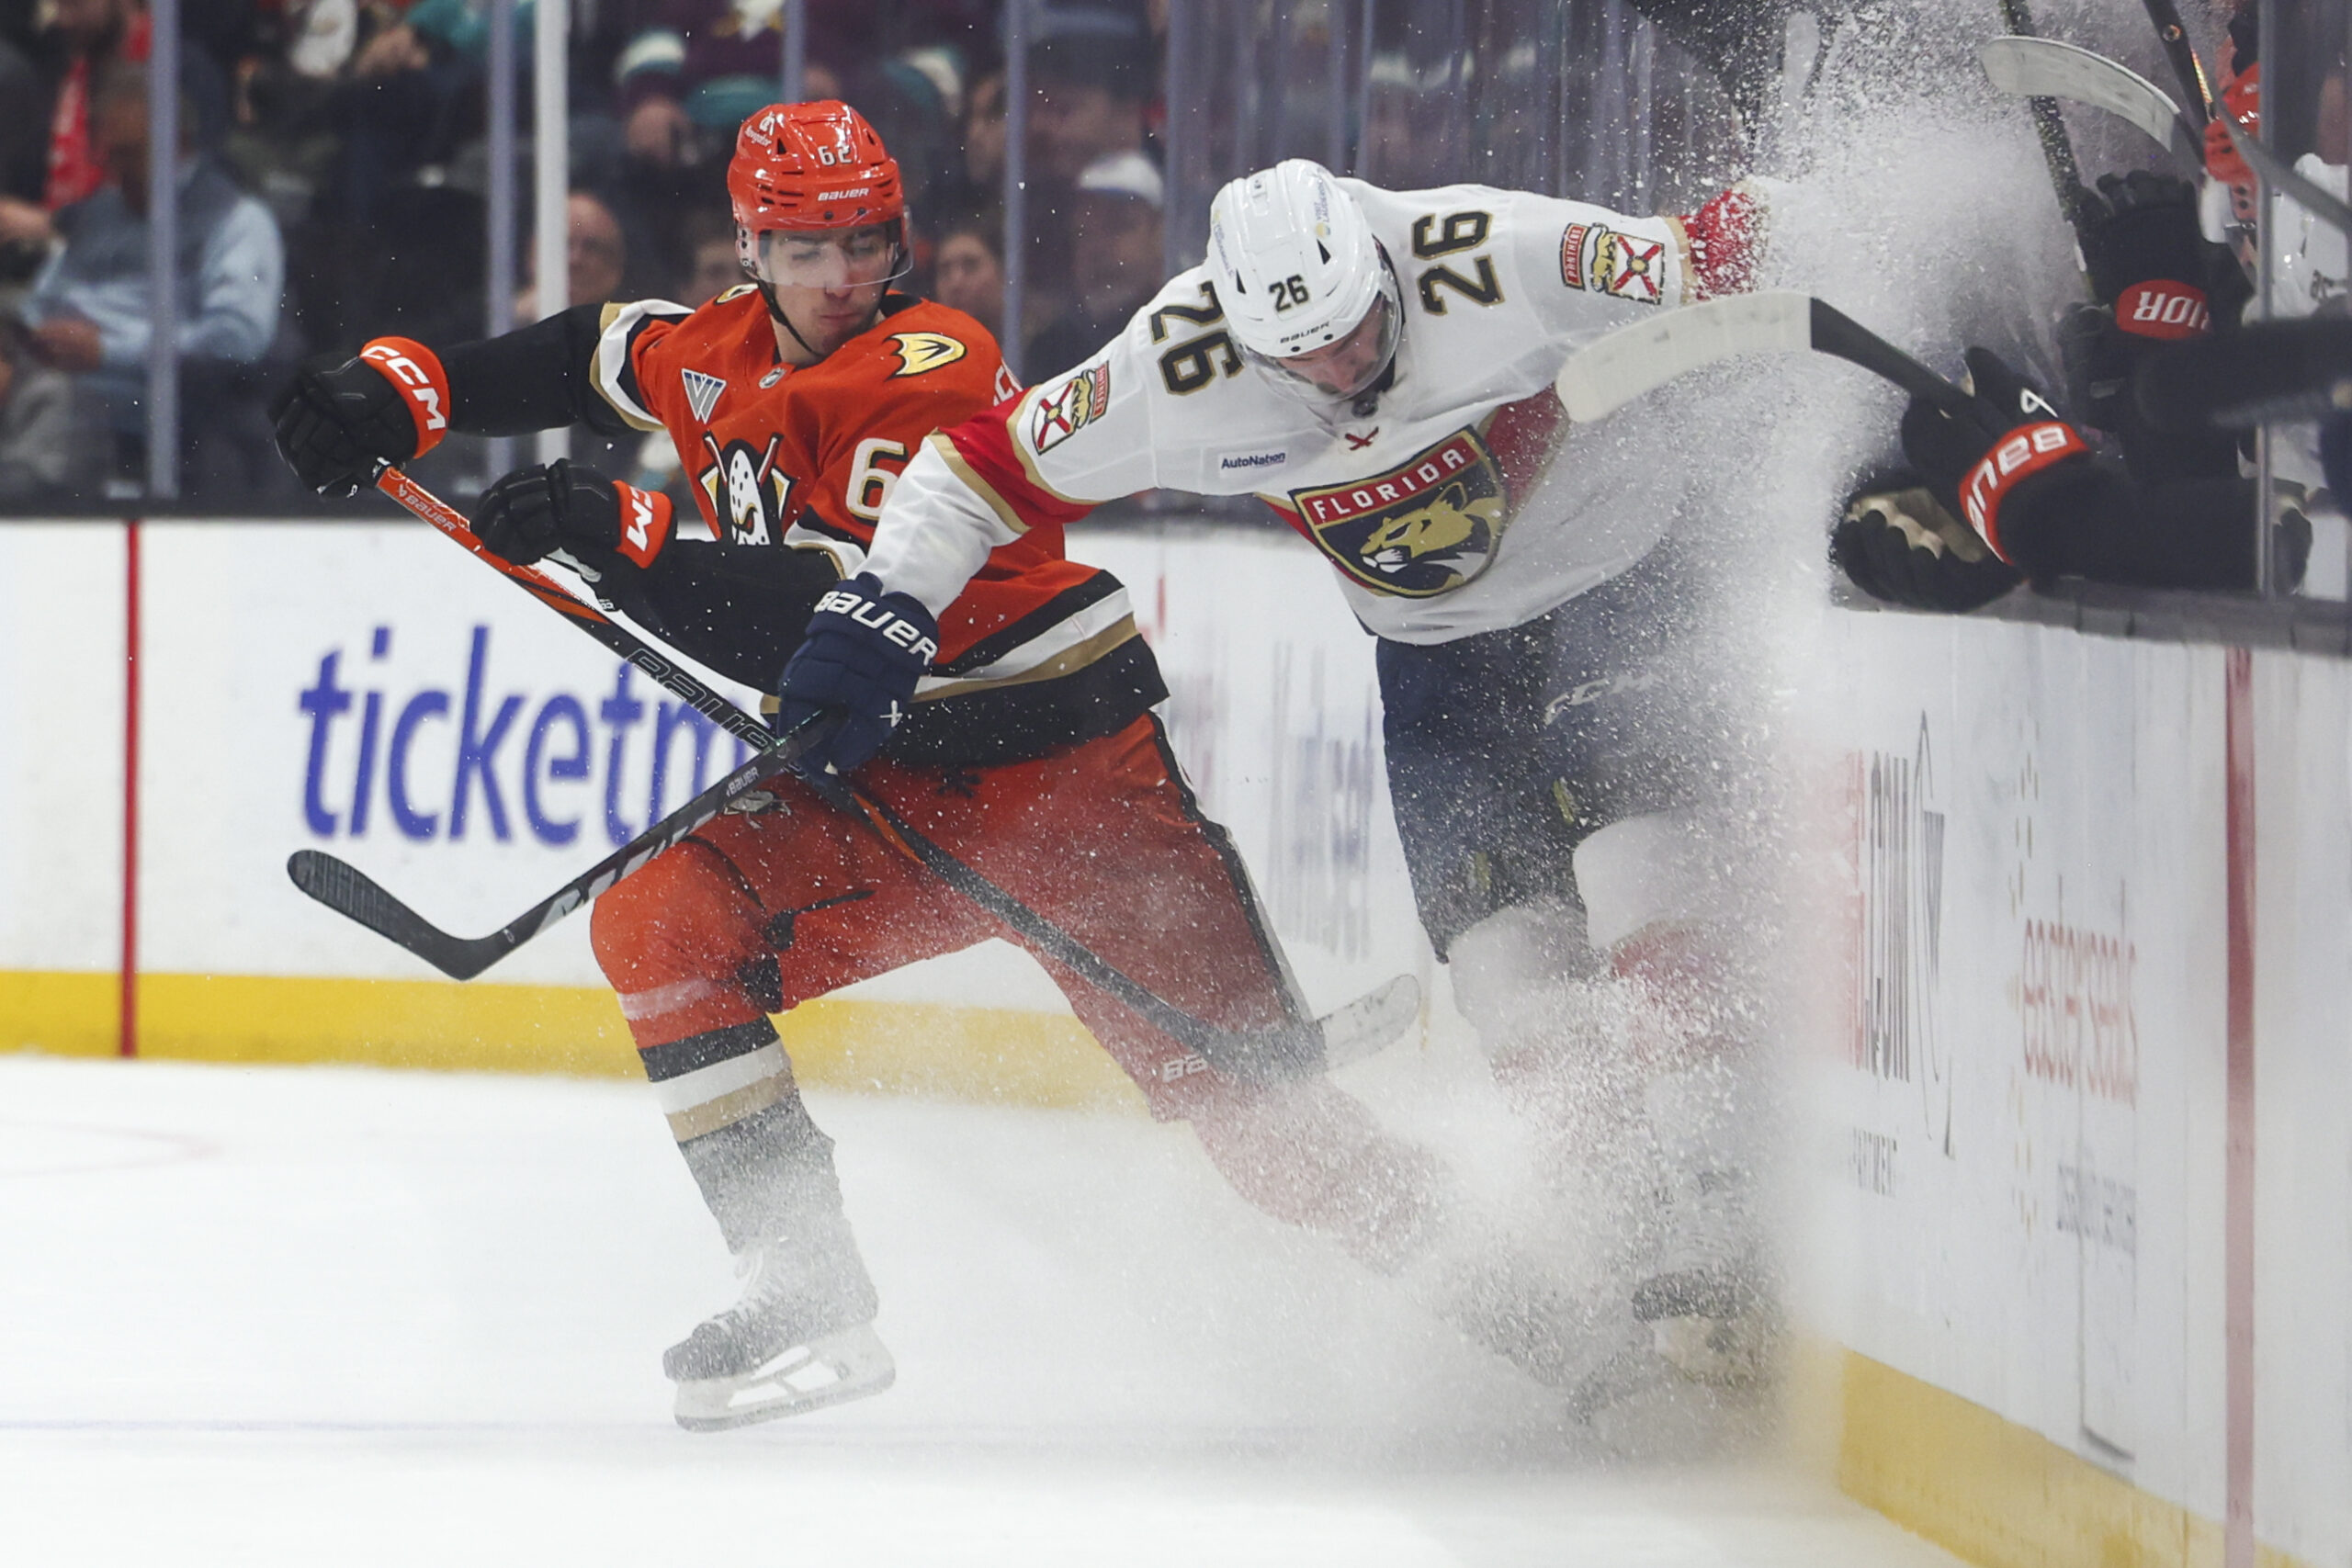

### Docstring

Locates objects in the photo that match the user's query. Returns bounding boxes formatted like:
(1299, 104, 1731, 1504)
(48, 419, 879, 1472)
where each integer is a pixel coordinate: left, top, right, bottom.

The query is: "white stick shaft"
(1554, 291, 1812, 422)
(1979, 35, 2199, 164)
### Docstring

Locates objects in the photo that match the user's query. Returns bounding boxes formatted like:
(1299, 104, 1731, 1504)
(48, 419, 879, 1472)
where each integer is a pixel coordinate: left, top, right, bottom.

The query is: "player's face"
(758, 222, 906, 359)
(1275, 294, 1395, 397)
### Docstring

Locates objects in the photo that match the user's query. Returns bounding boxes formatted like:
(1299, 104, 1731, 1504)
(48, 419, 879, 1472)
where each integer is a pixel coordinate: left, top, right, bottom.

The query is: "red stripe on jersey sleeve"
(943, 407, 1098, 533)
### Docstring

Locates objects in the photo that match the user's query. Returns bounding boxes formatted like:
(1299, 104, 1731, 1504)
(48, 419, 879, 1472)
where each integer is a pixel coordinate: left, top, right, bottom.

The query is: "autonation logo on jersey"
(295, 623, 755, 850)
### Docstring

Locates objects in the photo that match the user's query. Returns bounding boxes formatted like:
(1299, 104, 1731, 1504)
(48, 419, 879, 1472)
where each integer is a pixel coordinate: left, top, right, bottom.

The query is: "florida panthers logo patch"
(1027, 362, 1112, 456)
(695, 433, 794, 545)
(1561, 222, 1664, 305)
(1286, 430, 1509, 597)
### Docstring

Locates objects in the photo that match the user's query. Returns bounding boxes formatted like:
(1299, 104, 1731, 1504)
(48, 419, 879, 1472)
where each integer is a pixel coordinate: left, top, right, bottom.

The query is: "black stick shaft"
(290, 719, 825, 978)
(2138, 0, 2214, 121)
(1808, 299, 1978, 417)
(816, 774, 1318, 1077)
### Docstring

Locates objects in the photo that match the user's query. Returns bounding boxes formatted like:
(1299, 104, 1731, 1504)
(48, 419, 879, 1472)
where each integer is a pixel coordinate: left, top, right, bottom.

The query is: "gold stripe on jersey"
(929, 431, 1035, 537)
(915, 615, 1140, 701)
(592, 298, 695, 433)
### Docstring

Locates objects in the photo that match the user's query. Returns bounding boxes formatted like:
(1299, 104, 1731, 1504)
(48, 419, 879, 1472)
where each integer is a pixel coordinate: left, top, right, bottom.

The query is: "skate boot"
(632, 1021, 894, 1430)
(667, 1235, 895, 1432)
(1626, 1066, 1777, 1389)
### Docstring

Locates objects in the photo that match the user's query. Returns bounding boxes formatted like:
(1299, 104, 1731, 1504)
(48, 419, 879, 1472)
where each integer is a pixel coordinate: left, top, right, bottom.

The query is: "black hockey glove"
(2075, 171, 2211, 314)
(1899, 347, 2097, 567)
(1832, 474, 2021, 613)
(771, 574, 939, 778)
(269, 337, 452, 498)
(2055, 173, 2243, 483)
(470, 458, 674, 572)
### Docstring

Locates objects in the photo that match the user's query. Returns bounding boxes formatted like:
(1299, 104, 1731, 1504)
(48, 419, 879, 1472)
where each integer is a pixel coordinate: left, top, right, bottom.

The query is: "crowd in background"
(0, 0, 1180, 507)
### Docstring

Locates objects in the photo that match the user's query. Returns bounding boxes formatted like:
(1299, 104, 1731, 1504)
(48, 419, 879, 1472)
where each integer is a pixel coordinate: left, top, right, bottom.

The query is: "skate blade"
(1646, 1313, 1774, 1388)
(1565, 1341, 1677, 1424)
(673, 1324, 897, 1432)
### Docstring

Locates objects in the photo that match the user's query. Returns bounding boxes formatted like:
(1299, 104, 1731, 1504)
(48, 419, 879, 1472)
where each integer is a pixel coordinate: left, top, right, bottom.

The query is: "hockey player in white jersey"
(772, 158, 1775, 1395)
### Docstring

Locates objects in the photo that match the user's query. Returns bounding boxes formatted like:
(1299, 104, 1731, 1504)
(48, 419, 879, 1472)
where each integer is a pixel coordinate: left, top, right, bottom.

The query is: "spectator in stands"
(1024, 149, 1158, 381)
(0, 314, 94, 503)
(0, 34, 45, 220)
(1016, 13, 1154, 338)
(1026, 15, 1152, 186)
(0, 0, 153, 258)
(958, 70, 1004, 194)
(677, 207, 744, 306)
(614, 2, 845, 172)
(929, 205, 1002, 339)
(19, 60, 284, 470)
(516, 188, 628, 317)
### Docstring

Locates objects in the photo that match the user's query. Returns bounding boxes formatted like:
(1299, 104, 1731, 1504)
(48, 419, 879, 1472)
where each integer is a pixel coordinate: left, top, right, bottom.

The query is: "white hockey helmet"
(1207, 160, 1401, 402)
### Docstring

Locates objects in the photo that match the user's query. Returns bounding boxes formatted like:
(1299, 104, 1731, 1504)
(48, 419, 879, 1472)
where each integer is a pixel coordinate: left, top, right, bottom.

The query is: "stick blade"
(287, 850, 500, 980)
(1554, 291, 1813, 422)
(1978, 36, 2198, 163)
(1320, 974, 1423, 1068)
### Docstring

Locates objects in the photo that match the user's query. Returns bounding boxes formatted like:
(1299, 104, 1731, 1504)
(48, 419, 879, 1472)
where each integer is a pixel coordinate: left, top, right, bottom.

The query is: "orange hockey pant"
(590, 715, 1437, 1268)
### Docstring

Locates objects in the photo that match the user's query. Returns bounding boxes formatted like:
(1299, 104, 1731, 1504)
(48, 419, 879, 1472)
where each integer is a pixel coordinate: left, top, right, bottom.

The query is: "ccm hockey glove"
(1832, 473, 2021, 612)
(772, 574, 939, 777)
(270, 337, 452, 497)
(470, 459, 674, 572)
(1899, 347, 2098, 569)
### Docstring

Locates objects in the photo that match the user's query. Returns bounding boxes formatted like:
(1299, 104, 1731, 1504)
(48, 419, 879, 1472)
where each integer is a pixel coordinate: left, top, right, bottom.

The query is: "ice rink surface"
(0, 1055, 1959, 1567)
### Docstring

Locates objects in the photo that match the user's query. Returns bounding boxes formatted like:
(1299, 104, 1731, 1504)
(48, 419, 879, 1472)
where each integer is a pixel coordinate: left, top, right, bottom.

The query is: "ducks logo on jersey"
(890, 332, 968, 377)
(1287, 430, 1509, 596)
(695, 432, 794, 545)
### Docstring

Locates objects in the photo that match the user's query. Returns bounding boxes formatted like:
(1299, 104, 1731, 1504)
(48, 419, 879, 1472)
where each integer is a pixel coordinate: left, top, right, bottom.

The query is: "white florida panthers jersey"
(867, 177, 1751, 643)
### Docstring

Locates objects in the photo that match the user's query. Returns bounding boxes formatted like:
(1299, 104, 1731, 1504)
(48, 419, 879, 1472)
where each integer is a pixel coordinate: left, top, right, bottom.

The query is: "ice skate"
(1628, 1149, 1777, 1390)
(666, 1237, 895, 1431)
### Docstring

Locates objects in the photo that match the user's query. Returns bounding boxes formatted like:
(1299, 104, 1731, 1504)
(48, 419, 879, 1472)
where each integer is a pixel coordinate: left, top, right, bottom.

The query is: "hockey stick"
(288, 725, 829, 981)
(2135, 0, 2214, 123)
(1554, 291, 1976, 423)
(370, 463, 773, 750)
(1977, 36, 2352, 239)
(798, 770, 1410, 1074)
(296, 466, 1419, 1066)
(1978, 36, 2202, 166)
(1993, 0, 2098, 235)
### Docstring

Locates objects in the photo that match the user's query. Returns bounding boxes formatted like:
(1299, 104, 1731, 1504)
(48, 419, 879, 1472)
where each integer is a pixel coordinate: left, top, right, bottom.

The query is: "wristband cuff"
(2116, 279, 2211, 340)
(612, 480, 674, 569)
(1960, 422, 2090, 562)
(358, 337, 453, 457)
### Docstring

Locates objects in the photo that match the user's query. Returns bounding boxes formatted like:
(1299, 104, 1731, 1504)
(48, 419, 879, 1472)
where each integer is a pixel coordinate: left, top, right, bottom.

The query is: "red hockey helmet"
(730, 101, 905, 234)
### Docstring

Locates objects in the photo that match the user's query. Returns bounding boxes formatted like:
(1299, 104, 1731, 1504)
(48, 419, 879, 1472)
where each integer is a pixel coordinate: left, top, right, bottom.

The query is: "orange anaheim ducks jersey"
(587, 287, 1166, 765)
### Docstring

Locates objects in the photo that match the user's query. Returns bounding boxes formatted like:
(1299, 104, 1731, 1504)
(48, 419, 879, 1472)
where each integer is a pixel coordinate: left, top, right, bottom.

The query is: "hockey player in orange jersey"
(270, 103, 1510, 1431)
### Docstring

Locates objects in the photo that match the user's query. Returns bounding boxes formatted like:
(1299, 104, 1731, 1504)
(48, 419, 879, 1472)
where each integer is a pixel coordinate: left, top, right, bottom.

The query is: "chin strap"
(757, 280, 830, 362)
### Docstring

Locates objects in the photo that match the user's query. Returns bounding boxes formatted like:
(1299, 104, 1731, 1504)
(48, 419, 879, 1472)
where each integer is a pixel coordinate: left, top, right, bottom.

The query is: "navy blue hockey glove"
(470, 458, 674, 572)
(772, 573, 939, 777)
